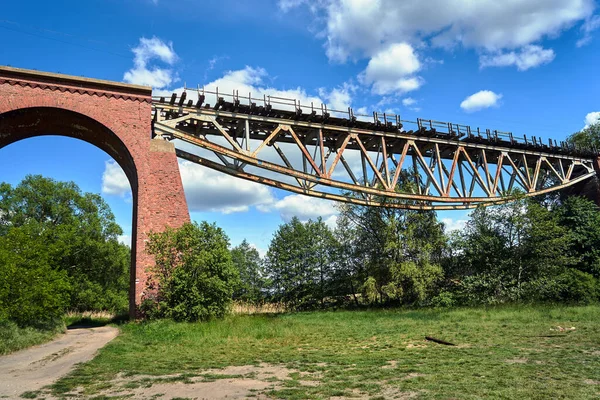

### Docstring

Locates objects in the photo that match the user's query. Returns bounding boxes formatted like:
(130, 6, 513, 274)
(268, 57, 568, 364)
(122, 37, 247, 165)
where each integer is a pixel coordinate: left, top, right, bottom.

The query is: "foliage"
(383, 260, 443, 305)
(446, 197, 576, 304)
(567, 120, 600, 149)
(525, 269, 599, 304)
(558, 196, 600, 278)
(0, 319, 63, 355)
(0, 175, 130, 320)
(0, 223, 72, 327)
(142, 222, 239, 322)
(265, 217, 338, 309)
(231, 239, 265, 303)
(335, 171, 446, 305)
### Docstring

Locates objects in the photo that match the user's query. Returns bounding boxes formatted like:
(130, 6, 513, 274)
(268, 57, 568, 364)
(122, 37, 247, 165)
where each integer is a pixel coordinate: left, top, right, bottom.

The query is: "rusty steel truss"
(152, 89, 597, 210)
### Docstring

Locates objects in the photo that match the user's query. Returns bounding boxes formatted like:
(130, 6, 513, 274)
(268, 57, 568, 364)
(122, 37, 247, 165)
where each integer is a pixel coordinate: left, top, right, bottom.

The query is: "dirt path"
(0, 326, 118, 398)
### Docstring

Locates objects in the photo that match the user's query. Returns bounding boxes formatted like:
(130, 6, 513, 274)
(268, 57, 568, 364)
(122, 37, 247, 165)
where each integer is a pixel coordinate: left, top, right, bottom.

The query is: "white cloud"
(584, 111, 600, 128)
(258, 194, 338, 223)
(479, 45, 555, 71)
(157, 65, 356, 118)
(318, 81, 357, 111)
(118, 234, 132, 247)
(249, 243, 267, 258)
(577, 15, 600, 47)
(123, 37, 178, 88)
(441, 217, 467, 232)
(460, 90, 502, 113)
(102, 160, 131, 197)
(361, 43, 423, 95)
(282, 0, 594, 69)
(178, 160, 274, 214)
(324, 214, 338, 230)
(402, 97, 417, 107)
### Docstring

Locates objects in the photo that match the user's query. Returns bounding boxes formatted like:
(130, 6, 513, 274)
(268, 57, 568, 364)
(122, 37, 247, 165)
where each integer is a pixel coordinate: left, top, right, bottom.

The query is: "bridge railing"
(154, 87, 597, 157)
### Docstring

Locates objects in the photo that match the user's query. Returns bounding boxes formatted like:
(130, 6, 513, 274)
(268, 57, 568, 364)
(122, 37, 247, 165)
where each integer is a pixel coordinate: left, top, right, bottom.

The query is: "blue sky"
(2, 0, 600, 254)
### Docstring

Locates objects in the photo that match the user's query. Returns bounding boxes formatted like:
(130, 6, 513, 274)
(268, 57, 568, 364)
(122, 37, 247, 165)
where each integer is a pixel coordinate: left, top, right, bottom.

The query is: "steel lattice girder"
(152, 99, 597, 210)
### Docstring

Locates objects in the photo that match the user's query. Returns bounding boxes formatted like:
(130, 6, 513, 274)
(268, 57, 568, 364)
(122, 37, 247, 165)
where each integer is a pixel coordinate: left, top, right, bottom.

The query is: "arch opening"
(0, 106, 139, 316)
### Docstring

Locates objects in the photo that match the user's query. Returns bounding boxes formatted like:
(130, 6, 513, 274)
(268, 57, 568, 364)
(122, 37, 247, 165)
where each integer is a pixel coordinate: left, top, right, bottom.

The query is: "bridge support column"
(0, 66, 190, 319)
(133, 139, 190, 312)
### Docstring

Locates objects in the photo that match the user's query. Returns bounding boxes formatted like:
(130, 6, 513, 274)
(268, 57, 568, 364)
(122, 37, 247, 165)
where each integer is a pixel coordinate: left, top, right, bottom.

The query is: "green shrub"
(0, 226, 71, 328)
(526, 269, 599, 304)
(429, 291, 456, 308)
(143, 222, 239, 322)
(385, 261, 444, 305)
(453, 273, 519, 306)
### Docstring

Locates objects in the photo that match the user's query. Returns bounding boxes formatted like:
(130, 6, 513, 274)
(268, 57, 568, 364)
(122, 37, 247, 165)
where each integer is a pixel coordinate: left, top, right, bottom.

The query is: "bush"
(0, 226, 71, 328)
(142, 222, 239, 322)
(385, 261, 444, 305)
(429, 291, 456, 308)
(453, 273, 520, 306)
(525, 269, 599, 304)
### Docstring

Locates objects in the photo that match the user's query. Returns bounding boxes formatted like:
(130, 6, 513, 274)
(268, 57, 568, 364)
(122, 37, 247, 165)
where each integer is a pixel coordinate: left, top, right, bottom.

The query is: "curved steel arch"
(153, 92, 597, 210)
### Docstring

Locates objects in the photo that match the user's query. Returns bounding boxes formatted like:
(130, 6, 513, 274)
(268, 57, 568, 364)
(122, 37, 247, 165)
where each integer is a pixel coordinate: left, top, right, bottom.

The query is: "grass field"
(48, 305, 600, 399)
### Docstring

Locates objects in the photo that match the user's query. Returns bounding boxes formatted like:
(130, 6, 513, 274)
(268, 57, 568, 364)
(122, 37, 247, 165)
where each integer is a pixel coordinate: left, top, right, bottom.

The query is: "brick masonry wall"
(0, 72, 190, 317)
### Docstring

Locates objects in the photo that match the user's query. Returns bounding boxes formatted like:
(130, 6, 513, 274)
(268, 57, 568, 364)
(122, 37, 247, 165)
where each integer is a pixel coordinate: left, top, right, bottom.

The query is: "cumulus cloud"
(282, 0, 594, 69)
(258, 194, 338, 223)
(479, 45, 555, 71)
(584, 111, 600, 128)
(360, 43, 423, 95)
(178, 160, 274, 213)
(123, 37, 178, 88)
(318, 82, 357, 111)
(460, 90, 502, 113)
(102, 160, 131, 197)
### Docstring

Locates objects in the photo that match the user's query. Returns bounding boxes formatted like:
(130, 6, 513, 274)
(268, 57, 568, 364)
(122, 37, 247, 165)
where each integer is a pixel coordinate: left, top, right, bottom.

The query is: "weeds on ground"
(0, 320, 63, 355)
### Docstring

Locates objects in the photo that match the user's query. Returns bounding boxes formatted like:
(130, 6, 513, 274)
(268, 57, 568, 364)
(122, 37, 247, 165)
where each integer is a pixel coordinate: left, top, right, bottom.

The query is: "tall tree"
(265, 217, 338, 308)
(231, 240, 265, 303)
(0, 175, 130, 314)
(335, 170, 446, 304)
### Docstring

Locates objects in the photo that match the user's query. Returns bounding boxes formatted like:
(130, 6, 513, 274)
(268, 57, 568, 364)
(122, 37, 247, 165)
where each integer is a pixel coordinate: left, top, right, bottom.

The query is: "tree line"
(2, 121, 600, 325)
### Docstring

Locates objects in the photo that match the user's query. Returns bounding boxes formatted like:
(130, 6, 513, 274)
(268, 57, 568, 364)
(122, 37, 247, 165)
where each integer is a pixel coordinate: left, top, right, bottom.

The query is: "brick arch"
(0, 66, 190, 317)
(0, 107, 138, 187)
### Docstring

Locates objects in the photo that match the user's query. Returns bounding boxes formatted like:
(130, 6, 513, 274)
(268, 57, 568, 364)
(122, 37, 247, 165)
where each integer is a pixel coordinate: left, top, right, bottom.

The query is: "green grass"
(0, 320, 64, 355)
(52, 305, 600, 399)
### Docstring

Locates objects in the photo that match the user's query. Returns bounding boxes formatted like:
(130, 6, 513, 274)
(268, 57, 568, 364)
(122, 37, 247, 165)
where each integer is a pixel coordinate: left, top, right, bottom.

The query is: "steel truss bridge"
(153, 89, 598, 210)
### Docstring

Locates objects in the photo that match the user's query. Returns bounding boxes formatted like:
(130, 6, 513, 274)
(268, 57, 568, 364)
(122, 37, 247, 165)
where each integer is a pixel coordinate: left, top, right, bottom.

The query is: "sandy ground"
(0, 325, 118, 398)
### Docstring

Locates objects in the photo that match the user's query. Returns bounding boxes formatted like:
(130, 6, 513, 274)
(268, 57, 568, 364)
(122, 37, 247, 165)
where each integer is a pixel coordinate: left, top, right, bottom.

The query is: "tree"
(335, 170, 446, 305)
(567, 120, 600, 149)
(143, 222, 239, 322)
(558, 196, 600, 278)
(265, 217, 338, 308)
(0, 224, 71, 327)
(449, 198, 574, 304)
(231, 240, 265, 303)
(0, 175, 130, 317)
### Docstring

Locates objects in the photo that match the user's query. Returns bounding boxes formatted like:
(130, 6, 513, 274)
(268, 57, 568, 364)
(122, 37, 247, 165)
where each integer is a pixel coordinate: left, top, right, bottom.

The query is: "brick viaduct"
(0, 66, 190, 317)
